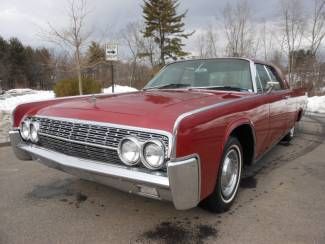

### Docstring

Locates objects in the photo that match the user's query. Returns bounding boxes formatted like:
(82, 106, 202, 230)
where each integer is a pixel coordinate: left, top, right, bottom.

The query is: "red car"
(10, 58, 307, 212)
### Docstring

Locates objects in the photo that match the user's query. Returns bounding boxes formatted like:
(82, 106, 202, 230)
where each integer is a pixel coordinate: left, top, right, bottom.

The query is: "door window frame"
(255, 63, 287, 93)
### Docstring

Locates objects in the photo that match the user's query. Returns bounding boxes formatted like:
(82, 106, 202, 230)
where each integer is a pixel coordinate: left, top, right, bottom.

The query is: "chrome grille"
(39, 135, 120, 164)
(32, 117, 170, 166)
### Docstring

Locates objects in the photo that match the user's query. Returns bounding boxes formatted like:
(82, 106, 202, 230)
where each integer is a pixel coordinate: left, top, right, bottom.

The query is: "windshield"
(144, 59, 253, 92)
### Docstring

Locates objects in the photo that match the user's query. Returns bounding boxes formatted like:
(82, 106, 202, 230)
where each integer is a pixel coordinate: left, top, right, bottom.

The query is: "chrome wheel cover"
(289, 127, 295, 138)
(220, 145, 241, 203)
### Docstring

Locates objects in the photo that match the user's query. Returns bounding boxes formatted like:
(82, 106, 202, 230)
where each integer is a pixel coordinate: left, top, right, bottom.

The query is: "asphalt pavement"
(0, 115, 324, 244)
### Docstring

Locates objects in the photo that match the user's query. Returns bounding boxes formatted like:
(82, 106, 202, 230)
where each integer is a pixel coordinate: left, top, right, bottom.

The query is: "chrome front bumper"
(9, 131, 200, 210)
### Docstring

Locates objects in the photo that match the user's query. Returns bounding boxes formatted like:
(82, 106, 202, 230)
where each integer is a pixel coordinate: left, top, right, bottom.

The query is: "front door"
(255, 64, 289, 149)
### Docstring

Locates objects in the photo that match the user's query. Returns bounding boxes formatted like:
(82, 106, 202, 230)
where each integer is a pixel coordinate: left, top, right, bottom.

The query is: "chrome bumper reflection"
(9, 131, 200, 210)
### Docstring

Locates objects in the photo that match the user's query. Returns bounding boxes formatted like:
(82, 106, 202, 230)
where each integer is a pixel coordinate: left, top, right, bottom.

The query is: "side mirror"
(266, 81, 279, 94)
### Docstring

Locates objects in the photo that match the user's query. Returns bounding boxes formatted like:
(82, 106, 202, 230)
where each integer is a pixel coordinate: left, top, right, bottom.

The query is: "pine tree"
(8, 38, 28, 88)
(142, 0, 193, 66)
(87, 41, 105, 65)
(0, 37, 9, 89)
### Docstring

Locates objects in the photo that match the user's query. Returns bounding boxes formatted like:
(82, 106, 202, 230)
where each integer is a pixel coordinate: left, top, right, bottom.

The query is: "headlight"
(30, 121, 40, 143)
(20, 119, 30, 140)
(141, 140, 165, 170)
(117, 137, 141, 166)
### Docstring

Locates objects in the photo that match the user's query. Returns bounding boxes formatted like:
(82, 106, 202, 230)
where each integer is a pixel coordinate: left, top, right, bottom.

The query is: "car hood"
(37, 90, 246, 132)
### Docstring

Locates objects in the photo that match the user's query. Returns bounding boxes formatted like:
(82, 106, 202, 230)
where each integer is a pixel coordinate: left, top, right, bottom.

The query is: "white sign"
(105, 43, 118, 61)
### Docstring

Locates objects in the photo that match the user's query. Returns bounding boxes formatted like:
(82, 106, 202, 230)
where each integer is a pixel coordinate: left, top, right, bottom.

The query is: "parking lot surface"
(0, 115, 325, 244)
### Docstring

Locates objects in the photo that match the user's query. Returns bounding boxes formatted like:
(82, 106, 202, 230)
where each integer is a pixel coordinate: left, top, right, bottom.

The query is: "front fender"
(174, 110, 257, 200)
(222, 118, 256, 154)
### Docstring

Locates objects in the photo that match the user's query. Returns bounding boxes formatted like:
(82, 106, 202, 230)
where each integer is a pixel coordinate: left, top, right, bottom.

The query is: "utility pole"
(111, 61, 114, 93)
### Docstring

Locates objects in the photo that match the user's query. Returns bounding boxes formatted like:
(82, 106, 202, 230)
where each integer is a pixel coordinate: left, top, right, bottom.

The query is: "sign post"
(105, 43, 118, 93)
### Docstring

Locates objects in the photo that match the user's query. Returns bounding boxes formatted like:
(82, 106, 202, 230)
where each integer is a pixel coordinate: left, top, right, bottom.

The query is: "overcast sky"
(0, 0, 312, 55)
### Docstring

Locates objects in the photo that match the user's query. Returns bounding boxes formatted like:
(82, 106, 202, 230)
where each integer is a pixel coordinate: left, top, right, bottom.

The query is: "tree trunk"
(130, 58, 137, 87)
(75, 46, 83, 95)
(160, 38, 165, 66)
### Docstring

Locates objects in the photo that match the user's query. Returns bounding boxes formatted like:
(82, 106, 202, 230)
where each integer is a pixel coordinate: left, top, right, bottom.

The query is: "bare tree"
(121, 22, 159, 86)
(269, 49, 286, 71)
(47, 0, 91, 95)
(300, 0, 325, 94)
(259, 19, 276, 61)
(221, 0, 255, 57)
(309, 0, 325, 56)
(141, 36, 160, 69)
(196, 25, 218, 58)
(121, 22, 143, 87)
(196, 34, 206, 59)
(279, 0, 305, 84)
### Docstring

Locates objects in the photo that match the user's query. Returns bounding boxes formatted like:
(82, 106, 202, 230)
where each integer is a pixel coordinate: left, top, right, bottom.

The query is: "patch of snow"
(5, 89, 35, 95)
(307, 96, 325, 114)
(0, 86, 137, 143)
(103, 85, 137, 94)
(0, 90, 54, 112)
(0, 85, 137, 113)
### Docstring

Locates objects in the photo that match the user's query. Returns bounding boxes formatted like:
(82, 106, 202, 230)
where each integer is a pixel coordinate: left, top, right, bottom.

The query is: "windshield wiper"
(144, 83, 191, 90)
(201, 86, 250, 92)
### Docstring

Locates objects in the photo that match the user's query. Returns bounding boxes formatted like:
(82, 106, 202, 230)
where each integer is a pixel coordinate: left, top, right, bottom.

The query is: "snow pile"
(0, 90, 55, 112)
(103, 85, 137, 94)
(5, 89, 34, 95)
(307, 96, 325, 114)
(0, 85, 137, 113)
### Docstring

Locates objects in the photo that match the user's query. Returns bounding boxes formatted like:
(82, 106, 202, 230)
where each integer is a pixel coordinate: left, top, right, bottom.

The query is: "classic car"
(10, 58, 306, 212)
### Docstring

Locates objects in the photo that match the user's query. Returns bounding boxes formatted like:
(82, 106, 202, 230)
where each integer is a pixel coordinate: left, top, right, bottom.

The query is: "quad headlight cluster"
(19, 118, 40, 143)
(117, 137, 166, 170)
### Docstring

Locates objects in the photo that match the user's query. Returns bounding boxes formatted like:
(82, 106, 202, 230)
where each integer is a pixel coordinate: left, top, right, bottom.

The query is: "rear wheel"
(200, 137, 243, 213)
(282, 125, 295, 142)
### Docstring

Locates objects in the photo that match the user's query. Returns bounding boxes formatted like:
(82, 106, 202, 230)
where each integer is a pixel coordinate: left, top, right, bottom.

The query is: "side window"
(255, 64, 269, 92)
(265, 66, 283, 90)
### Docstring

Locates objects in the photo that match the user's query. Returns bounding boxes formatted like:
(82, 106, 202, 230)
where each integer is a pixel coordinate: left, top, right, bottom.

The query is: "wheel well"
(297, 109, 303, 122)
(230, 124, 255, 166)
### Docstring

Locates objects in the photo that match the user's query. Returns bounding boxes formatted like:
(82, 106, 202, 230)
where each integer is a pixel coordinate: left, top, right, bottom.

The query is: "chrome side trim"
(170, 98, 249, 158)
(33, 115, 173, 158)
(38, 132, 117, 151)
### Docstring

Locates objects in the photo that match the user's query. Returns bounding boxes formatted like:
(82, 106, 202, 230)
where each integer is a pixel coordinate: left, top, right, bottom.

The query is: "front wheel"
(200, 137, 243, 213)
